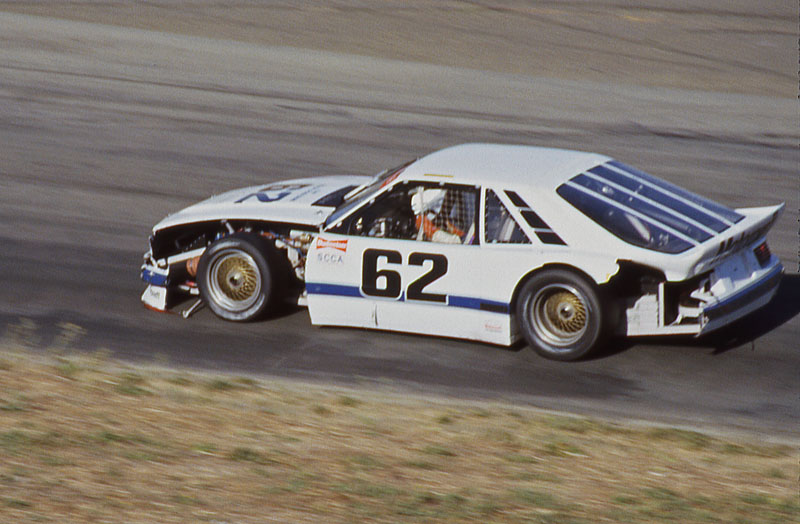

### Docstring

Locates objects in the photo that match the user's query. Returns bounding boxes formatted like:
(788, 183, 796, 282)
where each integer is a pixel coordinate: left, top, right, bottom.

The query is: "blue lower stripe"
(306, 282, 362, 297)
(448, 295, 483, 310)
(448, 295, 507, 313)
(306, 282, 508, 314)
(141, 269, 168, 286)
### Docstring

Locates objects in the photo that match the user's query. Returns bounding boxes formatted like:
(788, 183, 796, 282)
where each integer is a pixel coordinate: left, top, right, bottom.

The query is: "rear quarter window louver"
(504, 190, 566, 246)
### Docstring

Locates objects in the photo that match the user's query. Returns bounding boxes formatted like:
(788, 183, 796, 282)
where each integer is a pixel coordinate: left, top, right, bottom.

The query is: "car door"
(306, 181, 520, 344)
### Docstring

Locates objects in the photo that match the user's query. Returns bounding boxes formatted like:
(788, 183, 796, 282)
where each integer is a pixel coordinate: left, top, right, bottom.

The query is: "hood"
(153, 175, 370, 232)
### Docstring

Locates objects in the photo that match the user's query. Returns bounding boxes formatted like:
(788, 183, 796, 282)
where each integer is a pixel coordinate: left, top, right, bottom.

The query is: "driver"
(411, 188, 463, 244)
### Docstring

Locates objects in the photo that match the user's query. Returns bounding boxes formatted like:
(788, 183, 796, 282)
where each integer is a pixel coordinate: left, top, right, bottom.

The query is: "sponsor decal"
(141, 285, 168, 311)
(317, 237, 348, 252)
(484, 322, 502, 333)
(145, 285, 166, 301)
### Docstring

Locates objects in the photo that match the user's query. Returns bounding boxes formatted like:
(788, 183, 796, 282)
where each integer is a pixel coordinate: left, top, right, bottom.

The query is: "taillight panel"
(753, 242, 771, 267)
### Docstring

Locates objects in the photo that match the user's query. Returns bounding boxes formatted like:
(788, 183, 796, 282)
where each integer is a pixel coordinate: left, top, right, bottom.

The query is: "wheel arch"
(151, 219, 317, 260)
(509, 263, 605, 316)
(509, 259, 666, 340)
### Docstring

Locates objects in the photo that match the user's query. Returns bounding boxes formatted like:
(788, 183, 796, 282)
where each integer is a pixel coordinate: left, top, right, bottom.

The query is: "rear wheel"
(516, 269, 604, 361)
(197, 234, 280, 321)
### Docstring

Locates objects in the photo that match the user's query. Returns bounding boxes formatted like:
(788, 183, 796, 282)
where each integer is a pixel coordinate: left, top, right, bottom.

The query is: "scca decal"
(317, 252, 345, 265)
(361, 249, 447, 302)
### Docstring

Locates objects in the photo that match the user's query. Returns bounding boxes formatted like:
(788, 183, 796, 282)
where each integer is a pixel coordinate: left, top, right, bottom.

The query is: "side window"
(413, 185, 477, 244)
(484, 189, 530, 244)
(344, 183, 478, 244)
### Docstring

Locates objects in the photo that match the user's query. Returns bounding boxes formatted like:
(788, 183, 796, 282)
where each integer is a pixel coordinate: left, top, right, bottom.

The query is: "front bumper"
(141, 255, 171, 311)
(140, 247, 201, 312)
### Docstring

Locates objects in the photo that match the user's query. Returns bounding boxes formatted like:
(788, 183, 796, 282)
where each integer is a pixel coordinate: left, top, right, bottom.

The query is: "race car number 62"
(361, 249, 447, 303)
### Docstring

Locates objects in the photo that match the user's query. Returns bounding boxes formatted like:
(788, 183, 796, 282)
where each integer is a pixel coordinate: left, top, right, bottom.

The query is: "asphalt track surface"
(0, 6, 798, 440)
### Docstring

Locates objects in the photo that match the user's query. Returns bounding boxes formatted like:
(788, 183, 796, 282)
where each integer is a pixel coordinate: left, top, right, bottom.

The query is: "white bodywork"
(142, 144, 784, 345)
(305, 234, 528, 345)
(154, 176, 370, 231)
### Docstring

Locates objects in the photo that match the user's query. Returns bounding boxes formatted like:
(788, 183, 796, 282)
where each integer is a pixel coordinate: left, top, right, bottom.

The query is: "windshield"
(324, 159, 415, 228)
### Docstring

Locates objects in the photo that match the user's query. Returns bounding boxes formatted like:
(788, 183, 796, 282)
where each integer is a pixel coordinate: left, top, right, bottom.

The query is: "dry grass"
(0, 345, 797, 523)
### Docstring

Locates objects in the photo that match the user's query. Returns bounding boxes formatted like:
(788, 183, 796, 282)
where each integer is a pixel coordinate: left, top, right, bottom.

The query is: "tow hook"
(182, 299, 205, 319)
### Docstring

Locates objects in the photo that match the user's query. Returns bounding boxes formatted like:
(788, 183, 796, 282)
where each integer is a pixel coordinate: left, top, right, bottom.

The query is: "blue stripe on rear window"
(589, 165, 729, 233)
(557, 184, 694, 254)
(573, 173, 712, 242)
(607, 161, 744, 225)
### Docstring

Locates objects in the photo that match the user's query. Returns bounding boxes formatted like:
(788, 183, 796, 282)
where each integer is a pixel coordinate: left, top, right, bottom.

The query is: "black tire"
(516, 269, 604, 361)
(197, 233, 283, 321)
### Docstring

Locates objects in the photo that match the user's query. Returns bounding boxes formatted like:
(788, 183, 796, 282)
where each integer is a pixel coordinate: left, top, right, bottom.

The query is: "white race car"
(141, 144, 783, 360)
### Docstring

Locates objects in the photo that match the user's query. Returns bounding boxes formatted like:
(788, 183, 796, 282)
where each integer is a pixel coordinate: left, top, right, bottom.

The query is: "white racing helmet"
(411, 188, 446, 215)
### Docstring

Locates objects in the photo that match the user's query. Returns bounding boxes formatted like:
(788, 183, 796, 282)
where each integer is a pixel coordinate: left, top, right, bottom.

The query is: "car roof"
(398, 143, 611, 190)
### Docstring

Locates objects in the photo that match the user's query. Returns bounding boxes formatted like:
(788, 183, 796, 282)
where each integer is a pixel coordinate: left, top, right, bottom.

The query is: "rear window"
(607, 161, 743, 225)
(557, 162, 743, 254)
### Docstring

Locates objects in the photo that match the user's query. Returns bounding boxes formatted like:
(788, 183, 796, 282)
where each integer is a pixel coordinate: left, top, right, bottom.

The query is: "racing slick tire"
(197, 233, 284, 322)
(516, 269, 605, 361)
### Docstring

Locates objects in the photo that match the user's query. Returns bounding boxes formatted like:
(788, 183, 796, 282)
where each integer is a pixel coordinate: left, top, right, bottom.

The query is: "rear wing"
(690, 203, 784, 277)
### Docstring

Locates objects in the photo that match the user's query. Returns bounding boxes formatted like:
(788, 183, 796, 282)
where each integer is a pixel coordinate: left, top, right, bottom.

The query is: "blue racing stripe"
(305, 282, 362, 297)
(448, 295, 509, 313)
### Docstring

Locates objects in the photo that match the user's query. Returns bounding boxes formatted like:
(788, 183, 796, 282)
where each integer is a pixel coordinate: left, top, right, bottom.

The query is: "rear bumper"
(700, 263, 783, 334)
(622, 254, 783, 337)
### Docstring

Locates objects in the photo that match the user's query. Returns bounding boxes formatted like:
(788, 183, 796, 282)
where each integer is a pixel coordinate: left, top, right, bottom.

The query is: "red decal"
(484, 322, 502, 333)
(380, 167, 405, 188)
(317, 237, 348, 252)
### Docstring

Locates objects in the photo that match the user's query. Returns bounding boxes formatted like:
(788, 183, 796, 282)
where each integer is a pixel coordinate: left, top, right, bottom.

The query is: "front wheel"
(516, 269, 604, 361)
(197, 233, 281, 321)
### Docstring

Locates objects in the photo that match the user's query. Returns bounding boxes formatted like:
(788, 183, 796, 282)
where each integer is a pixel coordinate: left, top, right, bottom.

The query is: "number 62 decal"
(361, 249, 447, 303)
